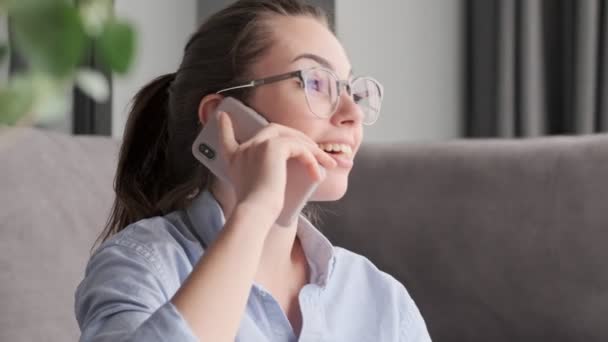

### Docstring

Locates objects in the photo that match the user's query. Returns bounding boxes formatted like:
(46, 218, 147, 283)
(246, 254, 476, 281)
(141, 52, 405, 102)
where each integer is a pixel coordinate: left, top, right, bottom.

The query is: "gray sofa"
(2, 126, 608, 342)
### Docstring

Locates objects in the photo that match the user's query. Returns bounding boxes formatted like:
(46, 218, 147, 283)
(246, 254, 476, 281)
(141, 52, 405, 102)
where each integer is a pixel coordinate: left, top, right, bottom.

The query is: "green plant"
(0, 0, 136, 126)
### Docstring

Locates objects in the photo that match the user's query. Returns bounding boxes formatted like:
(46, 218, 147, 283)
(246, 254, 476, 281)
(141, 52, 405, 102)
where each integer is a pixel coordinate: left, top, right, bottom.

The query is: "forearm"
(171, 202, 274, 342)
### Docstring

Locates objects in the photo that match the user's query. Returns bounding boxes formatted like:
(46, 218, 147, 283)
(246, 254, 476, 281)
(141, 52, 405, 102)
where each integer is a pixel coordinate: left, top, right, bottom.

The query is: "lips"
(317, 142, 353, 156)
(327, 152, 354, 168)
(317, 142, 355, 168)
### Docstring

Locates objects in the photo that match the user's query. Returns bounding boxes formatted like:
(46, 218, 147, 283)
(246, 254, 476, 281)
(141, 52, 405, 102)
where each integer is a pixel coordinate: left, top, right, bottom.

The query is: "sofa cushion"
(0, 126, 118, 342)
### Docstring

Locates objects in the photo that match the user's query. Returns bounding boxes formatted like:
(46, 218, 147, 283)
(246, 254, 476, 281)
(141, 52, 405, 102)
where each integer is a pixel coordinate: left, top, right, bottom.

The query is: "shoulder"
(331, 246, 417, 309)
(104, 213, 191, 251)
(330, 247, 431, 341)
(332, 247, 404, 290)
(85, 212, 198, 286)
(75, 213, 196, 332)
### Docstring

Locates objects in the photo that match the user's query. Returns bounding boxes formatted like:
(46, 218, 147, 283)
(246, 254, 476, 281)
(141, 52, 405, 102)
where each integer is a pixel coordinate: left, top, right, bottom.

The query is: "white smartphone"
(191, 97, 325, 227)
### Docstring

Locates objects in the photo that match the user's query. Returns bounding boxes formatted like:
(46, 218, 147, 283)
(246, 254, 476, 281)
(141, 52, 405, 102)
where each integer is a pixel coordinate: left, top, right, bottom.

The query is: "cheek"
(250, 85, 311, 126)
(270, 103, 314, 129)
(263, 102, 320, 137)
(311, 167, 350, 201)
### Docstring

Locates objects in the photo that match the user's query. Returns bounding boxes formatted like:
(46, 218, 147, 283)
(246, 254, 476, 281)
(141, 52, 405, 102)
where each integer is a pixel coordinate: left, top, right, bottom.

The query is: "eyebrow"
(291, 53, 353, 77)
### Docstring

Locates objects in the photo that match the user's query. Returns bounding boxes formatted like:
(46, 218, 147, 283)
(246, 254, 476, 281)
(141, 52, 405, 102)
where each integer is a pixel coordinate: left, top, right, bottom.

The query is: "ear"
(197, 94, 225, 126)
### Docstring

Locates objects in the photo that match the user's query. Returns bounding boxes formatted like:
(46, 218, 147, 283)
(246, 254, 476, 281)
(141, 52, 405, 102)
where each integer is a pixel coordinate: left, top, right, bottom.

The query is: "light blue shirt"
(75, 189, 431, 341)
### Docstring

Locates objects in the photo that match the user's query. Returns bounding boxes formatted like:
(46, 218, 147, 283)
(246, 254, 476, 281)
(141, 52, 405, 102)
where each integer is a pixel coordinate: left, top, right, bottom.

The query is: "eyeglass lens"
(302, 68, 382, 124)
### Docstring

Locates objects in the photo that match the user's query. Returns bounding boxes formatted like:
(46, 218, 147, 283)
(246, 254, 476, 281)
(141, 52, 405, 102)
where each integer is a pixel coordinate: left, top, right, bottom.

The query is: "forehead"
(253, 15, 352, 78)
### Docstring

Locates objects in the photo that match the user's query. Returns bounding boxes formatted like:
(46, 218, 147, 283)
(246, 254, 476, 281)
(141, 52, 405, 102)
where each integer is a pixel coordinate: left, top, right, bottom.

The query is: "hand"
(217, 111, 337, 225)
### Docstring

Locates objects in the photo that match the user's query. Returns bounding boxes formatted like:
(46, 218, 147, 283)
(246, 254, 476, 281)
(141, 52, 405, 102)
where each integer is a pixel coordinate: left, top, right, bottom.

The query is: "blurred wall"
(111, 1, 464, 142)
(337, 0, 464, 142)
(198, 0, 232, 22)
(198, 0, 333, 26)
(112, 0, 197, 138)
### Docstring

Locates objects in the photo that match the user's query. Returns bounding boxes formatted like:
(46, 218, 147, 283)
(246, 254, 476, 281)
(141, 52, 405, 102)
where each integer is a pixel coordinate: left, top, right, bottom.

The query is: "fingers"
(275, 138, 337, 180)
(248, 123, 337, 168)
(218, 111, 238, 156)
(253, 131, 336, 170)
(277, 140, 324, 181)
(310, 144, 337, 169)
(219, 112, 337, 173)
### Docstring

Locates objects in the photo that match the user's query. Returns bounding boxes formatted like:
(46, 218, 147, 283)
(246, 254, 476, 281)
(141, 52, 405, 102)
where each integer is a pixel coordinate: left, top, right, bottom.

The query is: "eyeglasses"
(216, 66, 384, 125)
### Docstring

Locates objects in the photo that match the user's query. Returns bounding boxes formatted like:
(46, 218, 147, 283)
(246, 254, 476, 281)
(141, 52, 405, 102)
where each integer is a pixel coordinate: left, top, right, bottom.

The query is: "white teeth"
(344, 145, 353, 155)
(317, 143, 353, 156)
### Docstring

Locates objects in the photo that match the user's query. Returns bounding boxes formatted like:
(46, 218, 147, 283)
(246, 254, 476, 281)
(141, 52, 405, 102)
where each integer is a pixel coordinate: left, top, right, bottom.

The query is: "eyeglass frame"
(215, 66, 384, 125)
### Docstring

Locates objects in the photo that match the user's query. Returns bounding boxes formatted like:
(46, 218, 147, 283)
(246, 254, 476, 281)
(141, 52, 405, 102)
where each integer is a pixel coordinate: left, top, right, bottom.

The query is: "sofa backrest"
(3, 126, 608, 341)
(318, 135, 608, 342)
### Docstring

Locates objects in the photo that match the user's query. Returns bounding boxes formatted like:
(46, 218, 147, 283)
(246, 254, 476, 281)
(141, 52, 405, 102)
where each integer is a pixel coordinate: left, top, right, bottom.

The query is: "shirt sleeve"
(75, 237, 198, 342)
(399, 284, 433, 342)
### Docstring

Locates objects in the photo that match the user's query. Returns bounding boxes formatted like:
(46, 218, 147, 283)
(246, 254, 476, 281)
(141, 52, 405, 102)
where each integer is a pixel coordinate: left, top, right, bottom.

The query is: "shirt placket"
(297, 284, 325, 342)
(258, 288, 297, 342)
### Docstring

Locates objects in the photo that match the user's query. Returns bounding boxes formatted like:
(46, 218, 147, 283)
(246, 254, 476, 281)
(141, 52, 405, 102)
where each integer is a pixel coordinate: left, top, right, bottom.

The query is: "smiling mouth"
(317, 143, 353, 156)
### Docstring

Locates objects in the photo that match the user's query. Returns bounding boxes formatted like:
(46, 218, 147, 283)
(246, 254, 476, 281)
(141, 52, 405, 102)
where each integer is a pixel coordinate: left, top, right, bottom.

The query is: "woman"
(75, 0, 431, 341)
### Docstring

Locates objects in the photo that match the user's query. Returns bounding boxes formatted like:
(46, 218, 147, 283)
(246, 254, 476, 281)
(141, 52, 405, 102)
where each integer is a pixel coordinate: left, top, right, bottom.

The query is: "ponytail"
(96, 73, 208, 246)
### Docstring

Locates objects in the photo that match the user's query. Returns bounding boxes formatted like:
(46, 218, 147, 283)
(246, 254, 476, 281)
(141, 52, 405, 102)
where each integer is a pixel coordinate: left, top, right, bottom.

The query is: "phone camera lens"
(199, 143, 216, 160)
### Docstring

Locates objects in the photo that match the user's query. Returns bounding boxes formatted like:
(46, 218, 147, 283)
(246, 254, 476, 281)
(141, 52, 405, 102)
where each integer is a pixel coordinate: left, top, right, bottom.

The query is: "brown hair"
(97, 0, 329, 245)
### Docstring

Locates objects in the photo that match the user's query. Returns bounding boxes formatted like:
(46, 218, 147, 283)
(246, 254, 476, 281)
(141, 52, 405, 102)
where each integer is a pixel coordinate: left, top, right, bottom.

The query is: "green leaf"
(78, 0, 113, 37)
(10, 1, 86, 77)
(75, 68, 109, 102)
(98, 19, 135, 74)
(0, 77, 35, 125)
(28, 72, 70, 124)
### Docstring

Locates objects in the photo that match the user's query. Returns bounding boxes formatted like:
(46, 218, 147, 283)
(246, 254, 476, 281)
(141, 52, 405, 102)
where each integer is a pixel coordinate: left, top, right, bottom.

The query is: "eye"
(306, 77, 325, 92)
(353, 90, 369, 103)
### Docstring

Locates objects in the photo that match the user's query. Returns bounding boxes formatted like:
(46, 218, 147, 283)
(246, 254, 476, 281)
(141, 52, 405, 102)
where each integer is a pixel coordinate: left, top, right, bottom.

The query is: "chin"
(310, 173, 349, 201)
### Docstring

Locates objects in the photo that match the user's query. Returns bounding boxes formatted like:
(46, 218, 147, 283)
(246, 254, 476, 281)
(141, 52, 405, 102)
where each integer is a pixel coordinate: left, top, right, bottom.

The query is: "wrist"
(230, 201, 277, 233)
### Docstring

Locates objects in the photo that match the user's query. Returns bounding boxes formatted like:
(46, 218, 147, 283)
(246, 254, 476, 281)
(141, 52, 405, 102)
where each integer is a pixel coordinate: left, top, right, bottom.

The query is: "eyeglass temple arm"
(254, 70, 303, 86)
(216, 82, 256, 94)
(216, 71, 304, 94)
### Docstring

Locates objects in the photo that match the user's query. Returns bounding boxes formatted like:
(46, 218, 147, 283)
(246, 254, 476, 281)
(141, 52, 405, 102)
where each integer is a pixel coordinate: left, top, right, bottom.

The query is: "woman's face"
(247, 15, 364, 201)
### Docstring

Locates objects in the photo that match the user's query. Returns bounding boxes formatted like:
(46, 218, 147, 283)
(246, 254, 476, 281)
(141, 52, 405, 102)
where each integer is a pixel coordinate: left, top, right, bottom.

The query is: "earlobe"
(198, 94, 225, 125)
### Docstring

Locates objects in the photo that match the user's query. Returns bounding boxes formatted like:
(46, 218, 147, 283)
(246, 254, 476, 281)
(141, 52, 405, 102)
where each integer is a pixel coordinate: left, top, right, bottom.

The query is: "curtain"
(465, 0, 608, 137)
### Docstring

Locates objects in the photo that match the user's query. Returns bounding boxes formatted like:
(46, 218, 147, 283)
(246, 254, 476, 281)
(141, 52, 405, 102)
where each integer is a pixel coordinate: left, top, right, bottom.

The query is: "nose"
(330, 91, 364, 127)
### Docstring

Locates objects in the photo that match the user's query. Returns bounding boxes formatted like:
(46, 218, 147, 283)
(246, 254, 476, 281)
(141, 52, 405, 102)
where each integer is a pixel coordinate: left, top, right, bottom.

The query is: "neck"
(209, 178, 302, 276)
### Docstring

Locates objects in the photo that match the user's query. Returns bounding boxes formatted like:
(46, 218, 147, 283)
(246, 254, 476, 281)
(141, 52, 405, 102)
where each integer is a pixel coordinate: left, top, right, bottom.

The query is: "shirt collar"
(185, 189, 336, 287)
